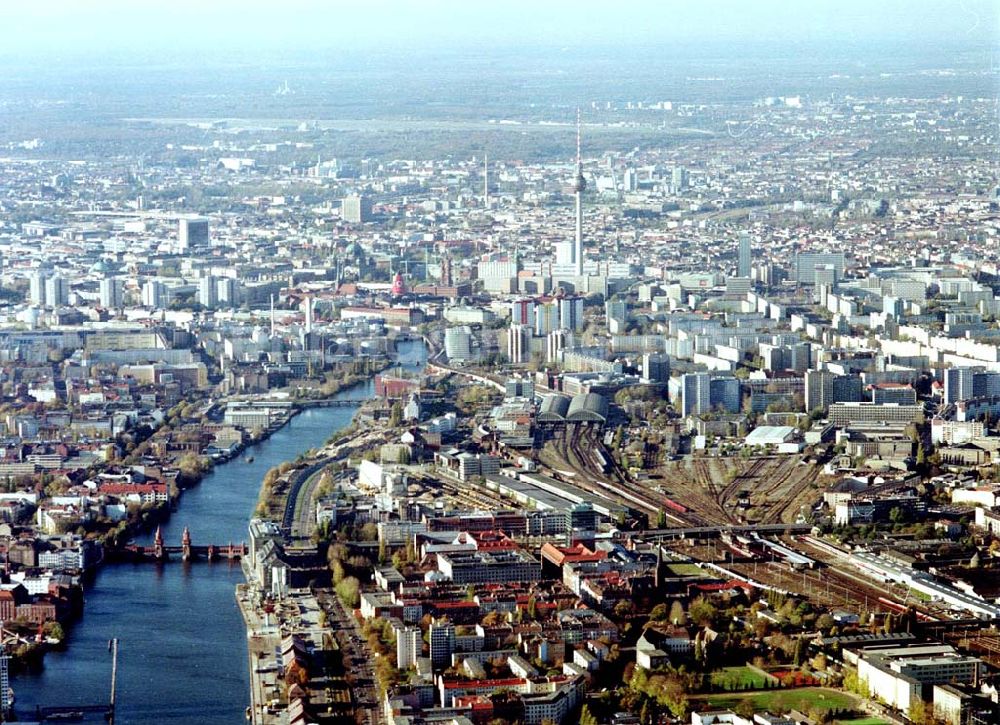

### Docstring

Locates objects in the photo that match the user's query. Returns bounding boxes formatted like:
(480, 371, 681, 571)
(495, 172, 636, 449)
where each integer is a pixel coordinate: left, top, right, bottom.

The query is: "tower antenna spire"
(576, 108, 582, 170)
(572, 108, 586, 276)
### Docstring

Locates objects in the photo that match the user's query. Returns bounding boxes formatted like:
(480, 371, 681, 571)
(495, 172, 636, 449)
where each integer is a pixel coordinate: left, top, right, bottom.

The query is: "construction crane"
(28, 637, 119, 723)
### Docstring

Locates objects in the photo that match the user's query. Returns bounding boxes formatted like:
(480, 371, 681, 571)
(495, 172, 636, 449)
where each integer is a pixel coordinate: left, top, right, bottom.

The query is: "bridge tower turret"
(182, 526, 192, 561)
(153, 526, 165, 560)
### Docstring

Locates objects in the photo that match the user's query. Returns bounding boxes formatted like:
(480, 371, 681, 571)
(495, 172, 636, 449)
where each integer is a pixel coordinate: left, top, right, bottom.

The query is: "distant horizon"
(0, 0, 996, 65)
(0, 35, 994, 76)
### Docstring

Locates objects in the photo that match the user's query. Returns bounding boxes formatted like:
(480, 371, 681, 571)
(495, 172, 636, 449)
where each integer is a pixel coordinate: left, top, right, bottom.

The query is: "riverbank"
(236, 582, 279, 725)
(12, 404, 367, 723)
(235, 339, 427, 725)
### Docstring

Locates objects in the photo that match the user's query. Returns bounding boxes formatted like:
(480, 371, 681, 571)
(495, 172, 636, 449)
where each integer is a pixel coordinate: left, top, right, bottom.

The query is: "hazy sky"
(0, 0, 997, 61)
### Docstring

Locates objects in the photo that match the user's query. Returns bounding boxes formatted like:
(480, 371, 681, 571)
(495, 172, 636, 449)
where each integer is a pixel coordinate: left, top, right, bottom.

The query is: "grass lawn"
(709, 666, 771, 691)
(835, 719, 888, 725)
(702, 687, 857, 713)
(667, 563, 705, 577)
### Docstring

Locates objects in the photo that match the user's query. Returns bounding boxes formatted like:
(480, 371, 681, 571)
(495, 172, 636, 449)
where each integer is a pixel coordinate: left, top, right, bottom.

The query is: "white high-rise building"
(680, 373, 711, 417)
(99, 278, 123, 308)
(507, 323, 532, 364)
(558, 296, 585, 332)
(217, 278, 239, 308)
(396, 627, 422, 670)
(814, 263, 837, 290)
(546, 329, 570, 363)
(178, 217, 209, 251)
(555, 241, 576, 269)
(534, 301, 560, 336)
(444, 326, 474, 362)
(29, 271, 48, 306)
(142, 280, 167, 309)
(671, 166, 689, 191)
(198, 275, 218, 308)
(510, 298, 536, 327)
(944, 367, 975, 405)
(795, 252, 845, 284)
(605, 299, 627, 324)
(623, 167, 638, 192)
(738, 231, 752, 278)
(805, 369, 834, 413)
(429, 620, 455, 671)
(341, 195, 372, 224)
(642, 353, 670, 383)
(44, 276, 68, 307)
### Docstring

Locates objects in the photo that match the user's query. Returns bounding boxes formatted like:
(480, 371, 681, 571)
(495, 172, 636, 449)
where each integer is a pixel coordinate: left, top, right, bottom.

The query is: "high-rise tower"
(573, 109, 586, 276)
(738, 231, 752, 278)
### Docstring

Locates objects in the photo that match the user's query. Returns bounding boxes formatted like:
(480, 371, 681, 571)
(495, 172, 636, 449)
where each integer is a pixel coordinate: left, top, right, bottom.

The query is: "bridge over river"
(115, 526, 246, 563)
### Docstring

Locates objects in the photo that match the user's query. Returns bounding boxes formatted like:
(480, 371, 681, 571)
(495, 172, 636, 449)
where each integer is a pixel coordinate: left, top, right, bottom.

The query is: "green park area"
(667, 563, 706, 577)
(701, 687, 857, 715)
(709, 666, 773, 691)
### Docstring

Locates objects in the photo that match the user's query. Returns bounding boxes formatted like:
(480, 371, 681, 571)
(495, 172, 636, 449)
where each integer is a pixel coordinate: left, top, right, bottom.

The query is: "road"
(282, 458, 331, 536)
(237, 583, 284, 725)
(316, 589, 384, 725)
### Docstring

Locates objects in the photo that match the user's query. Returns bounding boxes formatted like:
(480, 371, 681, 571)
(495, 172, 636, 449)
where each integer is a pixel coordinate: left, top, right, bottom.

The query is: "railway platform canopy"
(566, 392, 608, 424)
(538, 394, 572, 422)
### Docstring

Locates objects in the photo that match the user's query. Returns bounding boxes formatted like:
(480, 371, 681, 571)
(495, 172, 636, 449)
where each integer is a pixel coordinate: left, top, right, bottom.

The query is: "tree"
(526, 595, 538, 621)
(688, 597, 716, 626)
(42, 621, 65, 642)
(792, 637, 805, 667)
(579, 705, 598, 725)
(649, 603, 669, 621)
(177, 452, 210, 479)
(669, 600, 687, 625)
(734, 700, 755, 719)
(389, 402, 403, 428)
(693, 639, 705, 665)
(815, 613, 835, 632)
(908, 700, 932, 725)
(615, 599, 635, 618)
(639, 699, 651, 725)
(335, 576, 361, 608)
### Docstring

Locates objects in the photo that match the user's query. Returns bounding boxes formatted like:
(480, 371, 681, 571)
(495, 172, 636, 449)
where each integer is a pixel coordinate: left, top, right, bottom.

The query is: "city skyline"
(1, 3, 1000, 725)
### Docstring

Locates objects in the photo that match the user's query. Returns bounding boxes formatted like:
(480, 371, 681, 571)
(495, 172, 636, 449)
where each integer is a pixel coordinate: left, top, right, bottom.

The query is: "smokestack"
(305, 295, 313, 335)
(270, 295, 275, 337)
(484, 153, 489, 209)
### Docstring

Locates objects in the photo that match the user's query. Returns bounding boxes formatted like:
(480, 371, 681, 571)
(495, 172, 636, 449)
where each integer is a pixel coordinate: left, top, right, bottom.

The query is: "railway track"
(435, 476, 507, 510)
(789, 536, 945, 620)
(760, 466, 818, 524)
(555, 424, 696, 526)
(716, 458, 768, 521)
(956, 634, 1000, 668)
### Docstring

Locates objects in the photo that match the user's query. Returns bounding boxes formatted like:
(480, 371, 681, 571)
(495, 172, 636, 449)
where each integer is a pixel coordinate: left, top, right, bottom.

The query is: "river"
(14, 339, 426, 723)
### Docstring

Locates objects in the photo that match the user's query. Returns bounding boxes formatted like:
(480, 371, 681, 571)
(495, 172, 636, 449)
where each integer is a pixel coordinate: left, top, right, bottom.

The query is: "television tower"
(483, 153, 490, 209)
(573, 109, 585, 276)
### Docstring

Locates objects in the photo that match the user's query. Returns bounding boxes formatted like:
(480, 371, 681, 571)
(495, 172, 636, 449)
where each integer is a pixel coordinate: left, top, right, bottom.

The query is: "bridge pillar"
(153, 526, 165, 561)
(207, 544, 216, 561)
